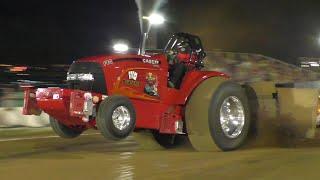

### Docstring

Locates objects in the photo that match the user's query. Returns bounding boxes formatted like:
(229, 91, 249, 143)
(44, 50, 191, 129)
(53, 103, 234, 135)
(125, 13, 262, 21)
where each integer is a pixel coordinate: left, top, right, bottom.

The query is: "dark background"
(1, 0, 320, 65)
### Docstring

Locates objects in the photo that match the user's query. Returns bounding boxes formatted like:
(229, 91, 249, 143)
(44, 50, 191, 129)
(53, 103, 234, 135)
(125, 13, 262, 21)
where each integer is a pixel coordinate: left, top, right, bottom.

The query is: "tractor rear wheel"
(185, 78, 250, 151)
(49, 116, 83, 138)
(96, 96, 136, 140)
(209, 82, 250, 151)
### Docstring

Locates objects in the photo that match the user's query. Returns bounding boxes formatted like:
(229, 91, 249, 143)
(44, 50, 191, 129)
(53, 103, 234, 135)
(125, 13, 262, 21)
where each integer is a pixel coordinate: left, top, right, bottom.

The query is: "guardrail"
(0, 107, 49, 128)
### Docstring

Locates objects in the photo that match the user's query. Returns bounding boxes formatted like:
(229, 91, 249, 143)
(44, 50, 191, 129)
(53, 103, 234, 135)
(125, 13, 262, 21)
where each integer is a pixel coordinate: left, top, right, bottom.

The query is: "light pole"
(138, 13, 165, 55)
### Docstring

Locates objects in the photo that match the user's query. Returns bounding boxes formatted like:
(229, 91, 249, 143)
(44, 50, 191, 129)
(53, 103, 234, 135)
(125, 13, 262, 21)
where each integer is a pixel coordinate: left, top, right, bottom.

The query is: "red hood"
(77, 53, 166, 65)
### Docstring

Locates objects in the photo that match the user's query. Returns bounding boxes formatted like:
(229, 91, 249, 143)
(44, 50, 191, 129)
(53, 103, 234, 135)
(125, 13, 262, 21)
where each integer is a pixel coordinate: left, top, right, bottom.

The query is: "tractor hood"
(66, 53, 167, 95)
(76, 52, 165, 65)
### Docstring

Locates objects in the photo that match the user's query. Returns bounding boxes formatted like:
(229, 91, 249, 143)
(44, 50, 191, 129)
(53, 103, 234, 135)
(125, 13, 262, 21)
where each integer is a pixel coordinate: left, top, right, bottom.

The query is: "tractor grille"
(67, 62, 107, 94)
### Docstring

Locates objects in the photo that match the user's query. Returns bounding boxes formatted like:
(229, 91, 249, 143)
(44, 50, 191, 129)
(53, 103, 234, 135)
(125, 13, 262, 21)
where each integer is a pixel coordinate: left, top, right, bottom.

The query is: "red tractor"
(23, 33, 251, 151)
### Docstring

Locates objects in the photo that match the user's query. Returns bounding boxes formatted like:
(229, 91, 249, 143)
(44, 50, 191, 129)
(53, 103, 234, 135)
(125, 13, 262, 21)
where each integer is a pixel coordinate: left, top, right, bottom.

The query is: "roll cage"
(164, 32, 206, 66)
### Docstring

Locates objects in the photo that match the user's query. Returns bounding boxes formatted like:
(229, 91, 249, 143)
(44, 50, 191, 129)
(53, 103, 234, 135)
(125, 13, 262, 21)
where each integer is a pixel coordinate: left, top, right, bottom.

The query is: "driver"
(167, 41, 191, 65)
(167, 39, 191, 88)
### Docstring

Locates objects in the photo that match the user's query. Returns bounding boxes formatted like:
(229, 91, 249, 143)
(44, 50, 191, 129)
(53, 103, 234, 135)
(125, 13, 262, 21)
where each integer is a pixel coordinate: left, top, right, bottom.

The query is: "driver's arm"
(167, 50, 178, 65)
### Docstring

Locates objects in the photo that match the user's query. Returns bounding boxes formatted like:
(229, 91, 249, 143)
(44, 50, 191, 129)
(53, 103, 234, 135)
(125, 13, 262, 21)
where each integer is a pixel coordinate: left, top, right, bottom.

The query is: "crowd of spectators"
(204, 51, 320, 83)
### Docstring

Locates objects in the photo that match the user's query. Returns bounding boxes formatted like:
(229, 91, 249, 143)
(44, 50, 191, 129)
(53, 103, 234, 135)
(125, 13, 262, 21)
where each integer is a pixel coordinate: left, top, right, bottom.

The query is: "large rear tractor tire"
(49, 116, 83, 138)
(185, 78, 250, 151)
(96, 96, 136, 140)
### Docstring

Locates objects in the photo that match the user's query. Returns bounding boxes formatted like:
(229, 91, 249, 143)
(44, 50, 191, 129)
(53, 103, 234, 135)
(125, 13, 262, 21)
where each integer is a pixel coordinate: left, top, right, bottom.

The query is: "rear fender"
(178, 71, 229, 104)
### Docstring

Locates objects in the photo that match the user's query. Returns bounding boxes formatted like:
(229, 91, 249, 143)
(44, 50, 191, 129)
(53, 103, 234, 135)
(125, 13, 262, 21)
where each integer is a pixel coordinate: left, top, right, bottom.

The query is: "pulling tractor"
(22, 32, 320, 151)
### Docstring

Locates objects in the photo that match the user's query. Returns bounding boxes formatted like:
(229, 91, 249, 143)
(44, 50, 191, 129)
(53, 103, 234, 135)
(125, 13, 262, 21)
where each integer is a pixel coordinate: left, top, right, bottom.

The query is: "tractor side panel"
(131, 99, 170, 130)
(106, 60, 168, 102)
(102, 54, 169, 99)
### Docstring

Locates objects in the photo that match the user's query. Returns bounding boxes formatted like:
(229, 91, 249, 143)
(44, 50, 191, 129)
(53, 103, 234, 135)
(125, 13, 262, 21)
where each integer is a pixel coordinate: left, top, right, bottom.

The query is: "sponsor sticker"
(128, 71, 138, 80)
(53, 94, 60, 100)
(142, 59, 160, 65)
(123, 79, 140, 87)
(103, 59, 113, 66)
(144, 72, 158, 96)
(124, 71, 140, 87)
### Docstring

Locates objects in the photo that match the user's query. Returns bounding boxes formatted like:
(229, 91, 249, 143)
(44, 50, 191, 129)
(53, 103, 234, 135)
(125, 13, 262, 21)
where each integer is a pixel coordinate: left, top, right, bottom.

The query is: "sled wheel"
(96, 95, 136, 140)
(185, 77, 250, 151)
(49, 116, 82, 138)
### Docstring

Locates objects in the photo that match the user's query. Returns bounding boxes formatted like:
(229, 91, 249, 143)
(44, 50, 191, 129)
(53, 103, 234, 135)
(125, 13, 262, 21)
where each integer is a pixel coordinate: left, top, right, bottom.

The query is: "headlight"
(66, 74, 77, 81)
(78, 73, 94, 81)
(67, 73, 94, 81)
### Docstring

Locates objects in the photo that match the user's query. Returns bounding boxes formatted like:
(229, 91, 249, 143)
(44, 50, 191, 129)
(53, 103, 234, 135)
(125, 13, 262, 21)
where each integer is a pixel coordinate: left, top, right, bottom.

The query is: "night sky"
(1, 0, 320, 65)
(0, 0, 140, 65)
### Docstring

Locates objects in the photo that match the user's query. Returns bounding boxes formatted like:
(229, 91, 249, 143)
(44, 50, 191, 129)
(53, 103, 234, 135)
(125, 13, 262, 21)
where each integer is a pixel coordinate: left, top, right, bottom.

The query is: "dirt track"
(1, 132, 320, 180)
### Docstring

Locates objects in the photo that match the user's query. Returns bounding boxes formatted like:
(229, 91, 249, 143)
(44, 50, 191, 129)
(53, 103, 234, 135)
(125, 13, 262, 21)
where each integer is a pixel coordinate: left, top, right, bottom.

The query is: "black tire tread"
(49, 116, 82, 138)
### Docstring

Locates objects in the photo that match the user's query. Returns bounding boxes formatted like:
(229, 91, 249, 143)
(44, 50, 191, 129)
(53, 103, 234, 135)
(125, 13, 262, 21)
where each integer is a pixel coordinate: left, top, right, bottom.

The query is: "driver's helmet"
(176, 41, 191, 62)
(167, 38, 191, 64)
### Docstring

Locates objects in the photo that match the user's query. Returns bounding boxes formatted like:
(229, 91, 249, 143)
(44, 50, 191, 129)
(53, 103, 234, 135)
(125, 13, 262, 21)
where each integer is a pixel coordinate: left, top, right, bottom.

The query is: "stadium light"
(143, 13, 165, 25)
(113, 43, 129, 53)
(139, 13, 165, 55)
(310, 63, 320, 67)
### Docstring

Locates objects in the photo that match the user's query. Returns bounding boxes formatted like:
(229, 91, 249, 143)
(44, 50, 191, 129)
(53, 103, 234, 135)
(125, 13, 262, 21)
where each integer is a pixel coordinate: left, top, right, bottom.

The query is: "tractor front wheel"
(96, 96, 136, 140)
